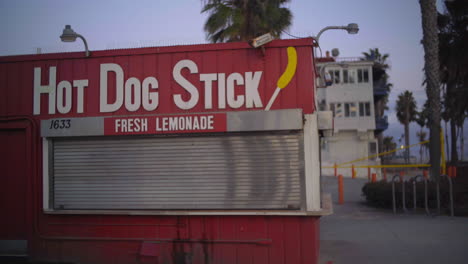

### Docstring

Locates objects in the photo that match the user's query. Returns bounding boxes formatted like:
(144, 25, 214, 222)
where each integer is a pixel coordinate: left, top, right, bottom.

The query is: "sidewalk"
(319, 175, 468, 264)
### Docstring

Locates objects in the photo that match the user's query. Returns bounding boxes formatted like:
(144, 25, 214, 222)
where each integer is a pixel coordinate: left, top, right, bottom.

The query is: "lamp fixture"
(60, 25, 90, 57)
(314, 23, 360, 46)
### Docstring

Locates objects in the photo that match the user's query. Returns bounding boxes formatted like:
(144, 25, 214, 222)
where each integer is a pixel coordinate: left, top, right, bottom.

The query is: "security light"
(331, 48, 340, 57)
(345, 23, 359, 34)
(250, 33, 274, 48)
(60, 25, 77, 42)
(60, 25, 90, 57)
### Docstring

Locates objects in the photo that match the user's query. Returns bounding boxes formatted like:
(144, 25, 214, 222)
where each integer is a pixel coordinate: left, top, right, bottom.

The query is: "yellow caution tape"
(323, 164, 431, 169)
(336, 140, 429, 167)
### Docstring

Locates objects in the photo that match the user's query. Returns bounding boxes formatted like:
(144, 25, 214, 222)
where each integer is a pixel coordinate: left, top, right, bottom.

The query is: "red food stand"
(0, 38, 329, 264)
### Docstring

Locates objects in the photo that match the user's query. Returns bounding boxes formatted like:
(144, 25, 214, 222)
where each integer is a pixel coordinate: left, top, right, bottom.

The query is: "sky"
(1, 0, 466, 159)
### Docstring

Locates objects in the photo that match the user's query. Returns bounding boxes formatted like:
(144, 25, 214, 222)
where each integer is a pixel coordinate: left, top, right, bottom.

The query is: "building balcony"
(333, 116, 376, 132)
(373, 79, 388, 99)
(375, 116, 389, 132)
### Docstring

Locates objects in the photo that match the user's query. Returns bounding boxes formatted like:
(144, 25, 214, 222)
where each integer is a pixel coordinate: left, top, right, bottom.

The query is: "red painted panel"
(19, 62, 33, 115)
(1, 38, 315, 120)
(6, 63, 20, 116)
(0, 128, 28, 239)
(264, 47, 281, 110)
(300, 217, 320, 264)
(0, 64, 6, 116)
(1, 39, 320, 264)
(29, 216, 320, 264)
(295, 46, 315, 113)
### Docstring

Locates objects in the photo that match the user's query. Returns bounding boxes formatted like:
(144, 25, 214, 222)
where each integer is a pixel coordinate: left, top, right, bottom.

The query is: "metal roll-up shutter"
(52, 132, 304, 210)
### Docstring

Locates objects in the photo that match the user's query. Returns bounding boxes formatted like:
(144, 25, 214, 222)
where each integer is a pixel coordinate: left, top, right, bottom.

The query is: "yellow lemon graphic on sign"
(265, 47, 298, 110)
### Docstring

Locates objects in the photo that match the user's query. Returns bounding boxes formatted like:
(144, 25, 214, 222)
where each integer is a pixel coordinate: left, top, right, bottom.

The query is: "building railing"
(373, 80, 388, 97)
(334, 57, 371, 63)
(375, 116, 389, 131)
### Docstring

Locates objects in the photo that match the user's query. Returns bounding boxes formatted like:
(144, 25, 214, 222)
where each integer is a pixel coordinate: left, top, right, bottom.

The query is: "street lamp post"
(60, 25, 90, 57)
(314, 23, 359, 46)
(313, 23, 360, 86)
(313, 23, 360, 123)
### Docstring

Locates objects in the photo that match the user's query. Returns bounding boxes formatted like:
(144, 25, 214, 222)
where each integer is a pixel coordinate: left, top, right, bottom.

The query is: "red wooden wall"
(0, 39, 320, 264)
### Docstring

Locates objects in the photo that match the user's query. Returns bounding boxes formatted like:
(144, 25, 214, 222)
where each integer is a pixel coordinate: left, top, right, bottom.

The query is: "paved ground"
(319, 175, 468, 264)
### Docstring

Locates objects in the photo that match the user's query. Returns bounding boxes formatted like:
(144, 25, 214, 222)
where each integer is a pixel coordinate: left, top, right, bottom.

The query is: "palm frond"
(201, 0, 292, 43)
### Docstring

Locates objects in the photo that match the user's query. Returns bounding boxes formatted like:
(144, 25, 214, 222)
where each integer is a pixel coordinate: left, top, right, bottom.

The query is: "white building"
(317, 56, 388, 177)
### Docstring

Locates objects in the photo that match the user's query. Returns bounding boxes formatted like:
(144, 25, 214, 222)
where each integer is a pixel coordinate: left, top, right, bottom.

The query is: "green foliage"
(395, 91, 418, 125)
(416, 101, 430, 128)
(362, 48, 392, 114)
(362, 180, 450, 209)
(362, 181, 394, 208)
(201, 0, 292, 43)
(395, 91, 418, 159)
(416, 130, 427, 144)
(383, 136, 396, 152)
(439, 0, 468, 126)
(362, 48, 390, 82)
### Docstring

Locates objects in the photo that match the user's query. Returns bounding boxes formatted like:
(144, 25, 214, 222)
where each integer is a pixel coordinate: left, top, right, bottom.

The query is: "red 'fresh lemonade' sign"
(104, 113, 227, 135)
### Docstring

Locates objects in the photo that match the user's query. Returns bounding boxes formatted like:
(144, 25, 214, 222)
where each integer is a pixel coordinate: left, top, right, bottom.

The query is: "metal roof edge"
(0, 38, 313, 63)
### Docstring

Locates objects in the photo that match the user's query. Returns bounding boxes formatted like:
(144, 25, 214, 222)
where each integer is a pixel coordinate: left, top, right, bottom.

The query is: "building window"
(334, 103, 343, 118)
(344, 103, 357, 117)
(357, 68, 369, 83)
(350, 103, 357, 117)
(343, 69, 355, 83)
(359, 102, 371, 116)
(328, 69, 340, 84)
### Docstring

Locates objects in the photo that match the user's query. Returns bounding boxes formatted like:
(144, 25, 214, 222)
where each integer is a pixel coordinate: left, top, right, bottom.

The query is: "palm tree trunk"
(405, 123, 410, 164)
(450, 120, 458, 162)
(461, 125, 465, 161)
(419, 0, 441, 181)
(445, 121, 450, 161)
(446, 81, 458, 163)
(405, 103, 410, 164)
(420, 143, 423, 163)
(420, 127, 423, 163)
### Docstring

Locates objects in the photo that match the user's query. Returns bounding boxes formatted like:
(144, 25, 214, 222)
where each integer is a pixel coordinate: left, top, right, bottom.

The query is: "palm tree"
(416, 102, 430, 163)
(362, 48, 392, 153)
(382, 136, 397, 163)
(383, 136, 396, 152)
(362, 48, 391, 89)
(438, 0, 468, 163)
(202, 0, 292, 43)
(395, 91, 418, 164)
(416, 130, 427, 163)
(461, 125, 465, 161)
(419, 0, 441, 179)
(416, 101, 429, 130)
(362, 48, 389, 70)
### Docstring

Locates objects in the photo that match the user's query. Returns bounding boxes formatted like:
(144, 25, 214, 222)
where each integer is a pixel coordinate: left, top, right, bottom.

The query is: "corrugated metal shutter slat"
(53, 132, 303, 210)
